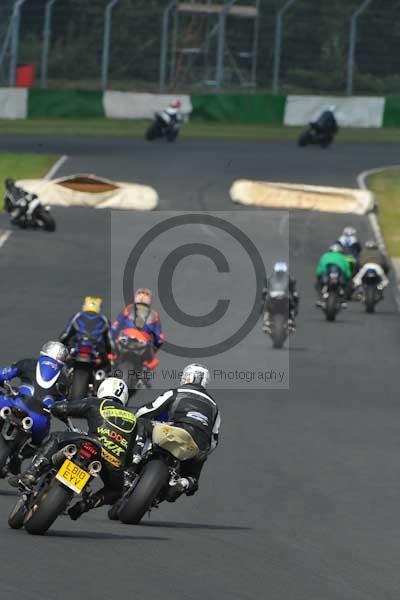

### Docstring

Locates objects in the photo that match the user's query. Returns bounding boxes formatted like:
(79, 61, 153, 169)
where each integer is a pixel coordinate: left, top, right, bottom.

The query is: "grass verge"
(0, 153, 57, 210)
(368, 168, 400, 256)
(0, 119, 399, 142)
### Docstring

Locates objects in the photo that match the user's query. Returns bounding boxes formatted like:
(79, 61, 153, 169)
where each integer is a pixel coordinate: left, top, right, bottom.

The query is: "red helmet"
(171, 99, 181, 109)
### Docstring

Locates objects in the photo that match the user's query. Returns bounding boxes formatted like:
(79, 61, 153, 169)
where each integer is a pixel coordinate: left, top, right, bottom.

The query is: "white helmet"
(273, 261, 288, 273)
(97, 377, 129, 406)
(40, 341, 68, 363)
(181, 363, 210, 388)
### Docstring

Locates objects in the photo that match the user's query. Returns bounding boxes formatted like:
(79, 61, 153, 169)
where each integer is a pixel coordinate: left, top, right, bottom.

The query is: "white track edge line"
(44, 154, 68, 180)
(0, 230, 11, 248)
(357, 164, 400, 311)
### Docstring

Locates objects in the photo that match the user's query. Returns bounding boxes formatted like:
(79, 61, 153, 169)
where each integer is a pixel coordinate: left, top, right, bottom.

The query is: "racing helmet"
(134, 288, 152, 306)
(171, 99, 181, 109)
(273, 262, 288, 274)
(97, 377, 129, 407)
(365, 239, 378, 250)
(181, 363, 210, 388)
(342, 226, 357, 237)
(5, 177, 14, 189)
(82, 296, 102, 313)
(329, 243, 343, 253)
(36, 341, 68, 390)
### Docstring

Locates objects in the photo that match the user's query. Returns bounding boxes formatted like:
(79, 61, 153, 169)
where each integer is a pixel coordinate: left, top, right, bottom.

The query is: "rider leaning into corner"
(353, 240, 390, 291)
(1, 341, 69, 475)
(262, 262, 299, 332)
(132, 363, 221, 502)
(9, 377, 146, 521)
(313, 105, 339, 136)
(4, 178, 39, 226)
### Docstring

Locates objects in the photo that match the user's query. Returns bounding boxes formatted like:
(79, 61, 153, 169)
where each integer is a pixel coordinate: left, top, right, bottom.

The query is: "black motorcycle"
(0, 383, 35, 477)
(109, 423, 199, 525)
(8, 421, 103, 535)
(298, 123, 335, 148)
(67, 334, 108, 402)
(4, 190, 56, 232)
(146, 111, 181, 142)
(360, 266, 383, 313)
(263, 292, 292, 349)
(317, 267, 344, 322)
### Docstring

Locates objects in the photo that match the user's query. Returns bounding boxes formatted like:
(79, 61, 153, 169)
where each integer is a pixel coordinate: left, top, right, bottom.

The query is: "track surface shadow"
(140, 520, 252, 531)
(48, 530, 170, 541)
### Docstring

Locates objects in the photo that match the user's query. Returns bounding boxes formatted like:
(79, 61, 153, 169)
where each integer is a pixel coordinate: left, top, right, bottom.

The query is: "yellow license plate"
(56, 459, 90, 494)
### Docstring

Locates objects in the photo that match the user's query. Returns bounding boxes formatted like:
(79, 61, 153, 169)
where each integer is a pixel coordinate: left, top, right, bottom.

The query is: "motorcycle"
(317, 267, 344, 322)
(114, 328, 159, 400)
(68, 335, 107, 402)
(146, 111, 181, 142)
(360, 266, 383, 313)
(8, 421, 103, 536)
(4, 190, 56, 232)
(109, 422, 199, 525)
(298, 122, 335, 149)
(0, 383, 35, 477)
(263, 291, 292, 349)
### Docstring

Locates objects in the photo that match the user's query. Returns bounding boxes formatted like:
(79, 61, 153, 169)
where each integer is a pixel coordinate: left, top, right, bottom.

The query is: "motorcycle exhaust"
(88, 460, 102, 476)
(63, 444, 78, 459)
(22, 417, 33, 431)
(95, 370, 106, 382)
(0, 407, 11, 419)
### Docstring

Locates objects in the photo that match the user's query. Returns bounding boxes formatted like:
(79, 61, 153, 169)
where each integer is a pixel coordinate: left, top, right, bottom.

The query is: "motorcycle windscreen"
(152, 423, 199, 461)
(36, 356, 63, 389)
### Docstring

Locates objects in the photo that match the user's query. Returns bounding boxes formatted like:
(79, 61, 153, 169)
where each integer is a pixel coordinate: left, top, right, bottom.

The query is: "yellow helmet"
(82, 296, 102, 314)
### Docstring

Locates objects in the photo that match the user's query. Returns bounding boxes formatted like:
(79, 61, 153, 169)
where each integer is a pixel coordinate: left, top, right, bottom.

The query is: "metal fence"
(0, 0, 399, 95)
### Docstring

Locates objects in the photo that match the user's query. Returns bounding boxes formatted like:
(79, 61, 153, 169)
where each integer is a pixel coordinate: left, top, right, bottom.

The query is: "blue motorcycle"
(0, 383, 48, 477)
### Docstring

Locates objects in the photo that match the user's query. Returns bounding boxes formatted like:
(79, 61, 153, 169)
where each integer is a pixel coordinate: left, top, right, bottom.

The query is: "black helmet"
(5, 178, 14, 189)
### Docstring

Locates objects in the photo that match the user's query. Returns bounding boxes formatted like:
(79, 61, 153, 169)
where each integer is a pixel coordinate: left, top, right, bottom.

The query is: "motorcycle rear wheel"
(365, 286, 376, 313)
(36, 207, 56, 232)
(24, 481, 73, 536)
(0, 437, 11, 474)
(270, 314, 287, 349)
(119, 459, 169, 525)
(70, 364, 92, 402)
(325, 292, 338, 321)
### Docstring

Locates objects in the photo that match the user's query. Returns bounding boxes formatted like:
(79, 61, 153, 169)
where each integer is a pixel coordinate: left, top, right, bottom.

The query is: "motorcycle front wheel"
(35, 207, 56, 232)
(119, 459, 169, 525)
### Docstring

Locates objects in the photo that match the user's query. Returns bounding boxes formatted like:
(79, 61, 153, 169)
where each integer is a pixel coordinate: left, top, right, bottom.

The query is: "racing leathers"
(313, 110, 338, 136)
(262, 274, 299, 331)
(4, 182, 38, 226)
(0, 358, 68, 448)
(353, 246, 390, 290)
(14, 395, 143, 518)
(316, 250, 351, 290)
(112, 303, 164, 351)
(135, 383, 220, 500)
(60, 310, 115, 361)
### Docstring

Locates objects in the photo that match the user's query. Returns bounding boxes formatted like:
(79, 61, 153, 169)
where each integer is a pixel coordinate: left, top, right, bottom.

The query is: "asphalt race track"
(0, 137, 399, 600)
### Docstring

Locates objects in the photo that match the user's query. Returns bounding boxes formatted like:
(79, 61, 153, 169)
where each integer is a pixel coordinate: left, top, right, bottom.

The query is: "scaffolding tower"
(160, 0, 260, 92)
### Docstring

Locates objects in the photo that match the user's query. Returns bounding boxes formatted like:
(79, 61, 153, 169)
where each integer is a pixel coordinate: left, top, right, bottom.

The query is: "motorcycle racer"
(262, 262, 299, 332)
(0, 341, 68, 471)
(9, 377, 145, 521)
(133, 363, 220, 502)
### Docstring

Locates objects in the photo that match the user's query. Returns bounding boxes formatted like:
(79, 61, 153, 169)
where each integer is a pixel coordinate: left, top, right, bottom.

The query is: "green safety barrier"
(383, 97, 400, 127)
(28, 89, 104, 118)
(191, 93, 286, 124)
